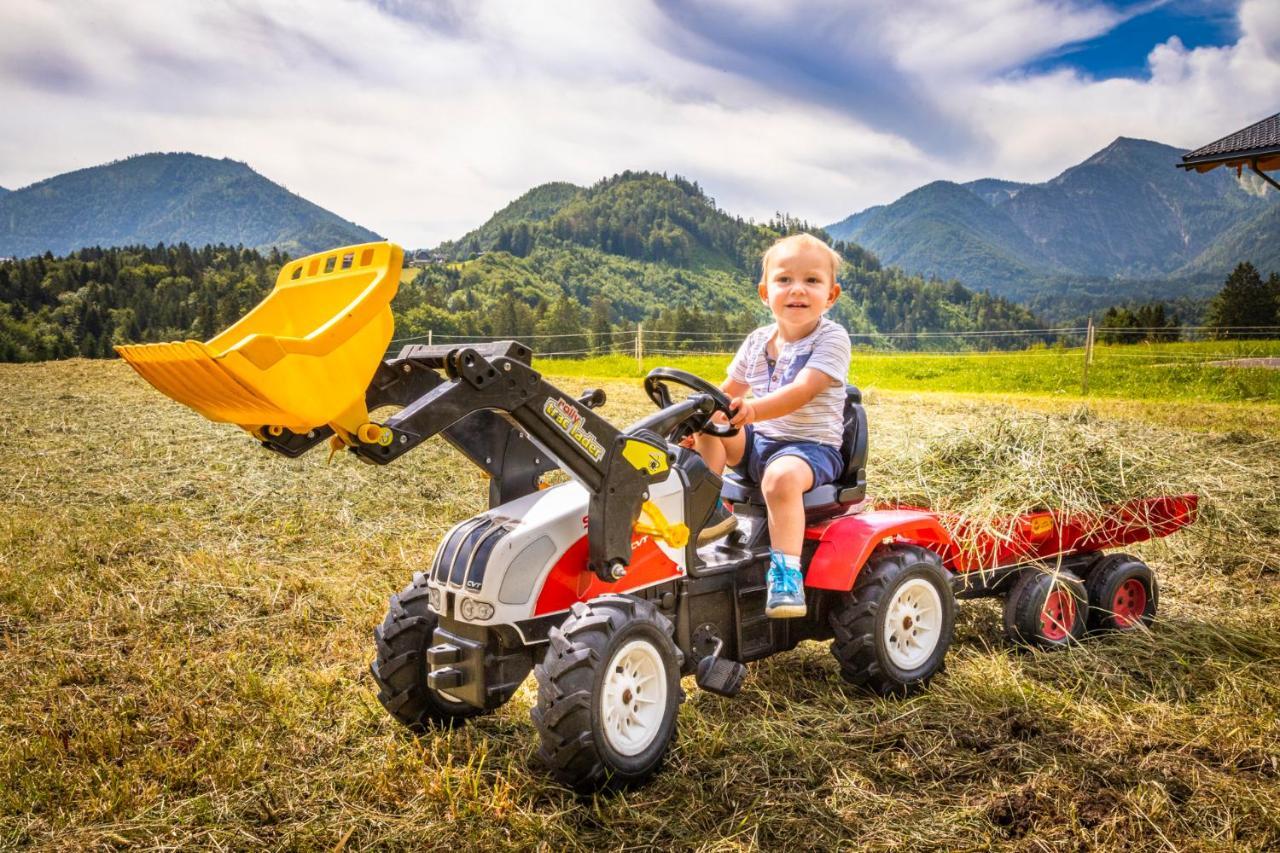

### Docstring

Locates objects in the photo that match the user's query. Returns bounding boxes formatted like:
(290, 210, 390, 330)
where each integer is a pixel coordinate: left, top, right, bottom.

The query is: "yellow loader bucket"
(116, 241, 403, 439)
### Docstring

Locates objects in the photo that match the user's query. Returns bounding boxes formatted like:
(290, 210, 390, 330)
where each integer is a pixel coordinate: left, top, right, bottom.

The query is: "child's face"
(758, 242, 841, 330)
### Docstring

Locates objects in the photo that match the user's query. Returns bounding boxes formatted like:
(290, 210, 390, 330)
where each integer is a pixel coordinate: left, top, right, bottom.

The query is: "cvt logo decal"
(544, 397, 605, 462)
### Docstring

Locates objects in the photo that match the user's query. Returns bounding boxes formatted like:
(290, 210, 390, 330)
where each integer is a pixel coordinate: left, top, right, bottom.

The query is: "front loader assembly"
(115, 241, 674, 582)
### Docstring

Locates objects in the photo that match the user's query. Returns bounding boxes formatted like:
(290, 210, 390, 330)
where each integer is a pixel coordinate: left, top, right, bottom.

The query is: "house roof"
(1179, 112, 1280, 173)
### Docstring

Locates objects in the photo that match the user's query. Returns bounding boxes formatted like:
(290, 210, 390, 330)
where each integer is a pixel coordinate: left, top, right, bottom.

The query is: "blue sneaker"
(765, 552, 806, 618)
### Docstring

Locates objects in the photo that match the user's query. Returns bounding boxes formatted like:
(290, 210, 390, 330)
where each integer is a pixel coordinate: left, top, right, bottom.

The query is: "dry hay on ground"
(1, 361, 1278, 850)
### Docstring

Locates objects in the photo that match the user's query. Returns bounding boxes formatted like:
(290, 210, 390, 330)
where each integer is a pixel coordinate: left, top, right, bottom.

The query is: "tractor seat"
(720, 385, 868, 514)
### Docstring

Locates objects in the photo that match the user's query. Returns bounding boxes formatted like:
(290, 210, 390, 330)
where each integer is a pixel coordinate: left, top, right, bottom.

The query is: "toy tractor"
(118, 242, 1198, 792)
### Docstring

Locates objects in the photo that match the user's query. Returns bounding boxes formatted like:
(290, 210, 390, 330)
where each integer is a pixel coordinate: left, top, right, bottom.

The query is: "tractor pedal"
(695, 654, 747, 698)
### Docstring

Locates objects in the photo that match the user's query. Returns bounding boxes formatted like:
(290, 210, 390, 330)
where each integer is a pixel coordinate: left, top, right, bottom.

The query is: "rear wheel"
(532, 595, 684, 792)
(371, 572, 487, 730)
(829, 544, 955, 696)
(1085, 553, 1157, 632)
(1003, 569, 1087, 649)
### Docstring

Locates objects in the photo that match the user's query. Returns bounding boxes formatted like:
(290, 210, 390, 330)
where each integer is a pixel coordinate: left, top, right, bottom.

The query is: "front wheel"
(371, 572, 487, 730)
(532, 595, 684, 792)
(829, 544, 956, 696)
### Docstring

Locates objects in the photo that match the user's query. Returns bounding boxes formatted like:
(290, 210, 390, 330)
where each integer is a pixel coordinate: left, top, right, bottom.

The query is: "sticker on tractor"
(1029, 515, 1054, 536)
(622, 439, 668, 475)
(544, 397, 605, 462)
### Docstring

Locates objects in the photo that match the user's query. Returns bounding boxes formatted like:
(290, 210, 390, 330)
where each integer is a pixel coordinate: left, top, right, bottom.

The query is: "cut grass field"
(3, 358, 1279, 849)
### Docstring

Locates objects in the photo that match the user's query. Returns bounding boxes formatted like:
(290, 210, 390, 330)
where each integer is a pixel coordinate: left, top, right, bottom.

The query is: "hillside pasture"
(2, 359, 1278, 850)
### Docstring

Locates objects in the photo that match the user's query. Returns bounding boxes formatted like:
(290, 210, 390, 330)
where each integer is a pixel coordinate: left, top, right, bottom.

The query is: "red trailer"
(804, 494, 1198, 646)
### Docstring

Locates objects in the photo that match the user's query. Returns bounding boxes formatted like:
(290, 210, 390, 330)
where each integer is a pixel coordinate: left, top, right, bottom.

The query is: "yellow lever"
(635, 500, 689, 549)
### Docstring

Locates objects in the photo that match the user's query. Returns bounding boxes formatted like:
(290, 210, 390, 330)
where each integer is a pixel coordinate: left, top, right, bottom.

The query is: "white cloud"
(0, 0, 1276, 246)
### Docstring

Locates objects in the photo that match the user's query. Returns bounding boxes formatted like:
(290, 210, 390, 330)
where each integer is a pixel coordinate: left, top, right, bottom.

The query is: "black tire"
(532, 595, 684, 793)
(371, 572, 486, 731)
(1084, 553, 1158, 632)
(829, 544, 955, 696)
(1003, 568, 1087, 649)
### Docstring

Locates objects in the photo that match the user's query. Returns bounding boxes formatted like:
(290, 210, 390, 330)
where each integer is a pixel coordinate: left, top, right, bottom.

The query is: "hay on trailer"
(875, 407, 1278, 571)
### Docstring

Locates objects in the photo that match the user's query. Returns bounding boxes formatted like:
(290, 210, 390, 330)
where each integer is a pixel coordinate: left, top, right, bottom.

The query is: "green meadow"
(539, 339, 1280, 403)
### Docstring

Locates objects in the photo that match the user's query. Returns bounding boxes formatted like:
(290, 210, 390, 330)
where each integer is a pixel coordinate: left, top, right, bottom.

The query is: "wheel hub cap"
(1041, 588, 1076, 641)
(883, 578, 943, 670)
(1111, 578, 1147, 628)
(600, 639, 668, 757)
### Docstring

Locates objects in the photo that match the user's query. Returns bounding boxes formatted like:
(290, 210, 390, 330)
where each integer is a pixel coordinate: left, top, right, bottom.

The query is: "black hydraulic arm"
(349, 342, 672, 581)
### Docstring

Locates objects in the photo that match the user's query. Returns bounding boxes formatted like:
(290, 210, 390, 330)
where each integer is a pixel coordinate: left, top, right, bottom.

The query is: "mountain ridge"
(0, 153, 380, 258)
(826, 137, 1277, 302)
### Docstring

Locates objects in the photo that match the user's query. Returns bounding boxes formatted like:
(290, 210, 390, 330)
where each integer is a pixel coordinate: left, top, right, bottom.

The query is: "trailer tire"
(371, 572, 490, 731)
(1085, 553, 1157, 632)
(1003, 568, 1087, 649)
(532, 595, 684, 793)
(829, 544, 955, 697)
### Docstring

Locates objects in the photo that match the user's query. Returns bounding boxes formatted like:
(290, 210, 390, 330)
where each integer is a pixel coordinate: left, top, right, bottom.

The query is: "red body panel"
(803, 509, 954, 591)
(801, 495, 1198, 591)
(533, 533, 681, 616)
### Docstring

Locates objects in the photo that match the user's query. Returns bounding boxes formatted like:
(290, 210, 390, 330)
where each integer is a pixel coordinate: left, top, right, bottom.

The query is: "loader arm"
(328, 341, 672, 581)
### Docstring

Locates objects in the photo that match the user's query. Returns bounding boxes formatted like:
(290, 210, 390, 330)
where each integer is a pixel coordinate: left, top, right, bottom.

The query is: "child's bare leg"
(760, 456, 814, 556)
(692, 428, 746, 477)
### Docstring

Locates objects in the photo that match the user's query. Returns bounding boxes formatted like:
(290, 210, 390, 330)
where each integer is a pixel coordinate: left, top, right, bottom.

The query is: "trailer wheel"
(532, 595, 684, 792)
(829, 544, 955, 696)
(371, 572, 487, 730)
(1085, 553, 1157, 632)
(1003, 569, 1087, 649)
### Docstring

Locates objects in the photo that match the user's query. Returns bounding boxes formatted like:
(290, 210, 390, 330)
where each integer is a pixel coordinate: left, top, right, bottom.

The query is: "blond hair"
(759, 233, 842, 286)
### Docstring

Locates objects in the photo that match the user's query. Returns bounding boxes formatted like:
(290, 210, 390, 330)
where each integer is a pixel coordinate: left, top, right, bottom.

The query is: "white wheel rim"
(882, 577, 943, 671)
(600, 638, 668, 757)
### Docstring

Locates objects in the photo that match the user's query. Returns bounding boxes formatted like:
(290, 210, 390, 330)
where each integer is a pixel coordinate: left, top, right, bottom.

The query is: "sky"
(0, 0, 1277, 247)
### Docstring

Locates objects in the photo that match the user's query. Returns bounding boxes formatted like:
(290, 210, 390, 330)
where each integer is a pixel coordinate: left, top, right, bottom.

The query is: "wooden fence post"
(636, 323, 644, 373)
(1081, 317, 1094, 396)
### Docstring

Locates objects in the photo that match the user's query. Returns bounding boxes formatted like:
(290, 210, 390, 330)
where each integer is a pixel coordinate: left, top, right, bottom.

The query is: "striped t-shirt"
(728, 318, 851, 448)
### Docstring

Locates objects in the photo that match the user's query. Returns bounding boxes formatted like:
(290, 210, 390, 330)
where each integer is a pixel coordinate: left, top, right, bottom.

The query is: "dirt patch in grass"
(2, 360, 1278, 849)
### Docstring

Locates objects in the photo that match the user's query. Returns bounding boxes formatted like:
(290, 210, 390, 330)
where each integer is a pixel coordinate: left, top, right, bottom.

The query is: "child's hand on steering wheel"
(728, 397, 755, 427)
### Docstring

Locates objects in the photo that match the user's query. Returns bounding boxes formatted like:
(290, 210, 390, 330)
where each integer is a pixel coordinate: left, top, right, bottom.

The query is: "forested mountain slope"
(0, 153, 380, 258)
(827, 138, 1277, 303)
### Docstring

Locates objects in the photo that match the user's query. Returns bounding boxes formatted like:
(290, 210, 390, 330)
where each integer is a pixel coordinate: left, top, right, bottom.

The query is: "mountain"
(0, 186, 9, 196)
(825, 180, 1064, 292)
(999, 138, 1265, 276)
(1176, 202, 1280, 279)
(1, 169, 1047, 361)
(436, 181, 580, 258)
(827, 138, 1277, 304)
(391, 171, 1043, 346)
(0, 153, 380, 258)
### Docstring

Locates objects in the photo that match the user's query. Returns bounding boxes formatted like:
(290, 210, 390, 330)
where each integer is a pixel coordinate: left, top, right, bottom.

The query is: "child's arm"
(728, 368, 831, 426)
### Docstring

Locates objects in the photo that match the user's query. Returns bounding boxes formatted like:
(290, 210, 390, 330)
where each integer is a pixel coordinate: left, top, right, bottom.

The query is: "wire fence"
(387, 325, 1280, 360)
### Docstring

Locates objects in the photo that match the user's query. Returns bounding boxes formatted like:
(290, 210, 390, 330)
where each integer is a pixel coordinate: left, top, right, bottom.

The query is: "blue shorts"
(730, 425, 843, 489)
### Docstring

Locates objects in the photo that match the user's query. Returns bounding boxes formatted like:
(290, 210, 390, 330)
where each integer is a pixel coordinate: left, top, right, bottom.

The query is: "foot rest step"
(695, 656, 747, 698)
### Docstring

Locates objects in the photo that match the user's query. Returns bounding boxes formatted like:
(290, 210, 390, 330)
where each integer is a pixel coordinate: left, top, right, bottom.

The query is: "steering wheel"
(643, 367, 740, 439)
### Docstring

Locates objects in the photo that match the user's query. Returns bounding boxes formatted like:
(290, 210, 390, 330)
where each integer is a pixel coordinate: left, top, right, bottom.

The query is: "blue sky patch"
(1023, 0, 1238, 79)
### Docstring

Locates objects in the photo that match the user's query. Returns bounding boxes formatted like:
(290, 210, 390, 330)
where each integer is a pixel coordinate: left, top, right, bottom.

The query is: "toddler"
(694, 233, 851, 618)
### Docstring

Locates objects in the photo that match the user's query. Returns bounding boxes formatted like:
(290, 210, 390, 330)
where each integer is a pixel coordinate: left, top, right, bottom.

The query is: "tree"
(588, 295, 613, 355)
(1206, 262, 1276, 337)
(536, 293, 588, 355)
